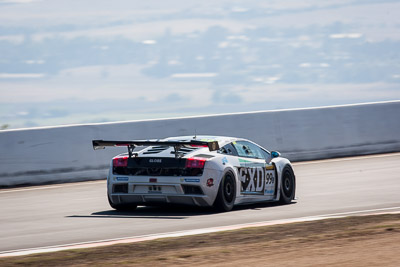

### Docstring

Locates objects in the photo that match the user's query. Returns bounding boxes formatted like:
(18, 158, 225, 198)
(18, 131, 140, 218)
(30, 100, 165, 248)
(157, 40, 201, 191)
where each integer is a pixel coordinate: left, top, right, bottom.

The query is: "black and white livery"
(93, 136, 296, 212)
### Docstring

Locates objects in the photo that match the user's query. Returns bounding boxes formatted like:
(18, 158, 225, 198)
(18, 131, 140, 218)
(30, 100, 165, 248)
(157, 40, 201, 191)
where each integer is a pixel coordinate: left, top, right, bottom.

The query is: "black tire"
(108, 195, 137, 211)
(214, 172, 236, 212)
(279, 165, 296, 204)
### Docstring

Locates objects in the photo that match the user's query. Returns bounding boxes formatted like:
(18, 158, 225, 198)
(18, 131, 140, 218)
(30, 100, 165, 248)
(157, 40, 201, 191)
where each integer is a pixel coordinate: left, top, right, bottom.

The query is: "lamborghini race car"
(92, 136, 296, 212)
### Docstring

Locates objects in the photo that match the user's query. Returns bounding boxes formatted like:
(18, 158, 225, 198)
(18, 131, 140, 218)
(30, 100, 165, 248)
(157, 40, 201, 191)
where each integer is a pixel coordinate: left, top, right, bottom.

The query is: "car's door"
(231, 141, 276, 199)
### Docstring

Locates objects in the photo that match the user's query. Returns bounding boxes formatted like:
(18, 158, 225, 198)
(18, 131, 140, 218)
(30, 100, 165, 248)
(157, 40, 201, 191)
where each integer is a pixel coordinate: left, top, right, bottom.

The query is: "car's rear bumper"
(107, 167, 222, 207)
(109, 193, 212, 207)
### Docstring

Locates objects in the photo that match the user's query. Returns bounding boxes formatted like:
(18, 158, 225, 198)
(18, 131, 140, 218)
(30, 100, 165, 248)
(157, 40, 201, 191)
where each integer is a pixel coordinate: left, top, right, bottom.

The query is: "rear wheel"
(279, 165, 296, 204)
(214, 172, 236, 212)
(108, 195, 137, 211)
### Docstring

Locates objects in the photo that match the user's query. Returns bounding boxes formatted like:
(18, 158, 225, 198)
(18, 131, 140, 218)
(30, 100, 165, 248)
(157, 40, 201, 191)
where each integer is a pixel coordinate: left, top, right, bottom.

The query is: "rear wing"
(92, 139, 220, 158)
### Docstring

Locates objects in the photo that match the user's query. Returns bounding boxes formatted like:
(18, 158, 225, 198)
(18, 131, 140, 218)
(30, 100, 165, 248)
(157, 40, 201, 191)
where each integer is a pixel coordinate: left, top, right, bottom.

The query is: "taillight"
(185, 157, 206, 168)
(113, 156, 128, 167)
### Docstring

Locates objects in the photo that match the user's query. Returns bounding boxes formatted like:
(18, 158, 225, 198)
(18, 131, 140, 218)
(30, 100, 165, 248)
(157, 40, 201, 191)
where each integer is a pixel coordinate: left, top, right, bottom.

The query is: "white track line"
(1, 206, 400, 257)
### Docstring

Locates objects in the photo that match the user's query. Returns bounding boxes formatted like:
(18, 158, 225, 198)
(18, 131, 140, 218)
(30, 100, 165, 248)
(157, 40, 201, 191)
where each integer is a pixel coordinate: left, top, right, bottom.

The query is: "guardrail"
(1, 101, 399, 187)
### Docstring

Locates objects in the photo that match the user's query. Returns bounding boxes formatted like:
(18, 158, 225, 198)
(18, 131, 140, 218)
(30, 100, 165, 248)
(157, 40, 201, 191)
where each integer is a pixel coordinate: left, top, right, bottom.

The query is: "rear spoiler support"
(92, 139, 220, 158)
(127, 145, 135, 158)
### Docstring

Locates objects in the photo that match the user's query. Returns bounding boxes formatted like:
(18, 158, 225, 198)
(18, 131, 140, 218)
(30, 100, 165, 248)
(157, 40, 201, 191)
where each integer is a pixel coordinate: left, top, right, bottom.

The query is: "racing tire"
(214, 172, 236, 212)
(108, 195, 137, 211)
(279, 165, 296, 204)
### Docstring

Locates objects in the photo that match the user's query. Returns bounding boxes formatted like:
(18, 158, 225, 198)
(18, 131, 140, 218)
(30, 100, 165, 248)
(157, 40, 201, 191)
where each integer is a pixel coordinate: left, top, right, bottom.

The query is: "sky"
(0, 0, 400, 129)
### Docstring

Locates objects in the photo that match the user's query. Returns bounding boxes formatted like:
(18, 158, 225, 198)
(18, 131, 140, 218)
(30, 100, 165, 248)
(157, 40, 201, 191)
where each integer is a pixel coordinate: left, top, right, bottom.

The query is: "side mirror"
(271, 151, 281, 158)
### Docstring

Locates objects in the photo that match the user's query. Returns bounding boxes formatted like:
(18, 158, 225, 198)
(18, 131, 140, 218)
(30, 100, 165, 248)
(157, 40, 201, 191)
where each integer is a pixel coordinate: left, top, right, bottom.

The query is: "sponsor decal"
(222, 157, 228, 165)
(238, 165, 275, 195)
(184, 178, 200, 183)
(247, 162, 266, 168)
(116, 177, 129, 181)
(238, 158, 252, 167)
(264, 189, 274, 194)
(149, 159, 162, 163)
(207, 178, 214, 187)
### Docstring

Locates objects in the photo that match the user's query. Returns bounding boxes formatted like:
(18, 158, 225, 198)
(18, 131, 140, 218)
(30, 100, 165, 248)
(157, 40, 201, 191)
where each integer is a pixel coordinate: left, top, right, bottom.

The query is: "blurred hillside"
(0, 0, 399, 129)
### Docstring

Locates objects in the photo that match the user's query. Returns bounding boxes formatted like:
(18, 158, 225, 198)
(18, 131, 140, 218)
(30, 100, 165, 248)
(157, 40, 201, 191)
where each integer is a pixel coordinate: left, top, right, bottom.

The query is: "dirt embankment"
(1, 214, 400, 266)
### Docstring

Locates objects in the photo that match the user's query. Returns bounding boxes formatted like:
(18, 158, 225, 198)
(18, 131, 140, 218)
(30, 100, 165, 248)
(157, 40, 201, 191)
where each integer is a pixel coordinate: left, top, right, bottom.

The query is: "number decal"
(264, 170, 275, 196)
(266, 173, 274, 184)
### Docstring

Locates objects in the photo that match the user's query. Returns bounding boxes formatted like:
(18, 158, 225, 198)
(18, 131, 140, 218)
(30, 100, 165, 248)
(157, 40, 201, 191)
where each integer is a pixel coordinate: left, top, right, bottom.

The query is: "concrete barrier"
(1, 101, 399, 187)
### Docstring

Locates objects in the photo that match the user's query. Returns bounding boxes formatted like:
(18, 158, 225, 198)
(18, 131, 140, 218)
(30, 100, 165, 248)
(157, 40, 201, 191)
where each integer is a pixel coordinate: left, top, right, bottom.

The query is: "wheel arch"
(282, 163, 296, 200)
(220, 166, 239, 197)
(271, 158, 296, 200)
(213, 167, 237, 211)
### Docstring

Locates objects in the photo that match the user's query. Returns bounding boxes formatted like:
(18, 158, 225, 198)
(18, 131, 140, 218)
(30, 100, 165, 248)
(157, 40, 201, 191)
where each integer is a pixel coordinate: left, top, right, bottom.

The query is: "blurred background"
(0, 0, 399, 130)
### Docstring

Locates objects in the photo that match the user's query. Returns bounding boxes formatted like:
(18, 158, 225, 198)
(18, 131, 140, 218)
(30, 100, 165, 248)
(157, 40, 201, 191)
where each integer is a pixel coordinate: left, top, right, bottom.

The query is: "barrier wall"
(1, 101, 399, 187)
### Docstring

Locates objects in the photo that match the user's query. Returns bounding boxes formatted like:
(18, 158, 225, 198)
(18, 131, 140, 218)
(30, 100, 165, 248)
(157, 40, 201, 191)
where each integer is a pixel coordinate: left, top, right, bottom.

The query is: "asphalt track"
(1, 153, 400, 254)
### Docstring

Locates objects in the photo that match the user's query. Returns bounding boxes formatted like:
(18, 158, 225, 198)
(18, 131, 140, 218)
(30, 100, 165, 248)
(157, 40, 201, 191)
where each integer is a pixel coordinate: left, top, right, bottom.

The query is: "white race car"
(93, 136, 296, 212)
